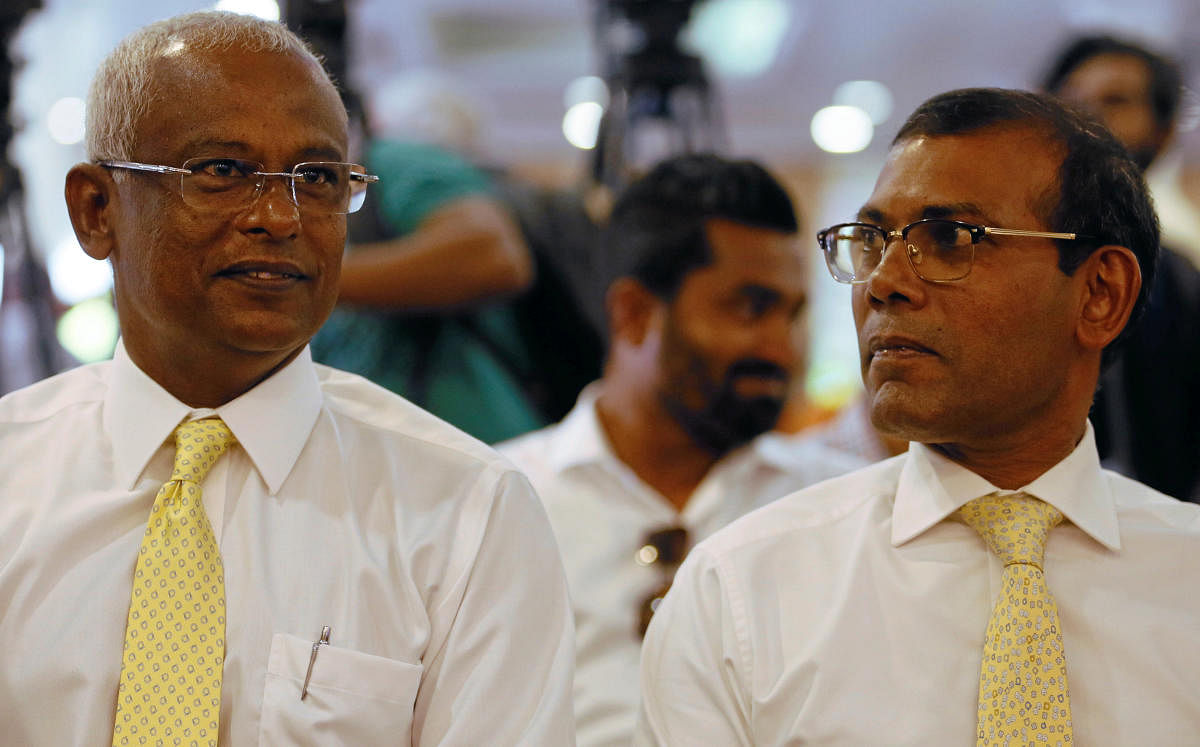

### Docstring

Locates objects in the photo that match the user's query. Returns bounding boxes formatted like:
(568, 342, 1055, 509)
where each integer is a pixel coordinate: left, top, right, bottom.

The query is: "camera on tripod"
(590, 0, 725, 192)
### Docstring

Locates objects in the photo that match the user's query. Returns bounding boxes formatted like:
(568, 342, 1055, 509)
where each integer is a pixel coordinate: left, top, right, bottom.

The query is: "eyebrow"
(175, 139, 345, 164)
(856, 201, 994, 226)
(738, 284, 783, 304)
(738, 283, 809, 316)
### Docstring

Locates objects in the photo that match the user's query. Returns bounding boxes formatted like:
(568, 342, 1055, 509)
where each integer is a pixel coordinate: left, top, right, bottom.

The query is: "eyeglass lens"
(180, 157, 369, 214)
(822, 220, 976, 282)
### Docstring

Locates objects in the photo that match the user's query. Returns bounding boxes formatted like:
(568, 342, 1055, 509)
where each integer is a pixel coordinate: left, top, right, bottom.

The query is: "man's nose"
(239, 175, 301, 238)
(756, 314, 802, 375)
(864, 234, 926, 307)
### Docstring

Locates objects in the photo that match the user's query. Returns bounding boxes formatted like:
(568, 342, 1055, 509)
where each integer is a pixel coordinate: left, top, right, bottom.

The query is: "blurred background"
(3, 0, 1199, 410)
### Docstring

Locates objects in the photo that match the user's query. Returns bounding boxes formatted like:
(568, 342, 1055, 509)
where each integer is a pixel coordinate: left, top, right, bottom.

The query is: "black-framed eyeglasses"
(98, 157, 380, 215)
(817, 219, 1093, 284)
(635, 526, 689, 639)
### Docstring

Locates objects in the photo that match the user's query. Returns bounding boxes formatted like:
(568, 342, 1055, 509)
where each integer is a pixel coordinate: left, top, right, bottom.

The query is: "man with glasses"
(0, 12, 573, 745)
(499, 153, 859, 747)
(635, 89, 1200, 745)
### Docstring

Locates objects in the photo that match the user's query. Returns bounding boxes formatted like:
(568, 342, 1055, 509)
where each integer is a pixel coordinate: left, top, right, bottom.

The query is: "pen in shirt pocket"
(300, 625, 331, 700)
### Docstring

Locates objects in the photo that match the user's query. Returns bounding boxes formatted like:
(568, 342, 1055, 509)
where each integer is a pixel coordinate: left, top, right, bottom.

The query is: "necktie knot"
(171, 418, 238, 484)
(957, 491, 1062, 569)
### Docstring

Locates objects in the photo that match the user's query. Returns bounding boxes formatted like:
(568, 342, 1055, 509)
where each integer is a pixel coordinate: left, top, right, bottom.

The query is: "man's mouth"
(874, 344, 925, 355)
(868, 336, 937, 361)
(215, 260, 307, 284)
(238, 270, 302, 280)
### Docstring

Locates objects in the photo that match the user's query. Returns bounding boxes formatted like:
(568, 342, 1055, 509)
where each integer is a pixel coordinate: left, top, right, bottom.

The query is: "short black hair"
(1042, 34, 1183, 131)
(603, 153, 799, 299)
(894, 87, 1159, 360)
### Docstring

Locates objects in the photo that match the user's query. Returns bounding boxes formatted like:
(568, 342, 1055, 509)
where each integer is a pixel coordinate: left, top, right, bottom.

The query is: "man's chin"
(731, 379, 789, 401)
(215, 311, 323, 353)
(705, 400, 785, 454)
(661, 385, 787, 453)
(867, 389, 946, 444)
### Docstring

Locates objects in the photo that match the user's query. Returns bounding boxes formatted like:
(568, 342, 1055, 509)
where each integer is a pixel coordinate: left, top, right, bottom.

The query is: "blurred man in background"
(1043, 34, 1200, 501)
(500, 153, 859, 746)
(309, 71, 547, 443)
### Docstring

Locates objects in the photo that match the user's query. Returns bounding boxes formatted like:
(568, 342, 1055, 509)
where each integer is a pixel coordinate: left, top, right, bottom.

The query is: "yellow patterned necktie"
(957, 492, 1073, 746)
(112, 418, 237, 746)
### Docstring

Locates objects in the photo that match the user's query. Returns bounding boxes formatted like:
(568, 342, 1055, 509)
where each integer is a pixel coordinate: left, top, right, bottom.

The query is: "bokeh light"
(563, 101, 604, 150)
(47, 235, 113, 305)
(46, 97, 85, 145)
(810, 105, 873, 154)
(564, 76, 609, 109)
(56, 296, 119, 364)
(684, 0, 791, 78)
(833, 80, 893, 125)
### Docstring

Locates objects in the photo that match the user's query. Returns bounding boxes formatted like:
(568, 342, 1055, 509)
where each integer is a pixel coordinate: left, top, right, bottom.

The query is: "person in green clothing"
(310, 78, 548, 443)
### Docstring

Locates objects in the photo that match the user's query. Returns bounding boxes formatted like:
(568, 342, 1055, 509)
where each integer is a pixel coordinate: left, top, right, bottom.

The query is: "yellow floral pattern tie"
(112, 419, 237, 747)
(958, 492, 1073, 746)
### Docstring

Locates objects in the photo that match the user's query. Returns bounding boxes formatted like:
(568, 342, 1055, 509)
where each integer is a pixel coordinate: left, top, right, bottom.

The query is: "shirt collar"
(545, 383, 615, 472)
(106, 341, 323, 494)
(891, 422, 1120, 551)
(547, 382, 789, 477)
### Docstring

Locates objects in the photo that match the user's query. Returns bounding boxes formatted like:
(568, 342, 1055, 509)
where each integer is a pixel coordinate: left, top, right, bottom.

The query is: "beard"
(660, 357, 790, 457)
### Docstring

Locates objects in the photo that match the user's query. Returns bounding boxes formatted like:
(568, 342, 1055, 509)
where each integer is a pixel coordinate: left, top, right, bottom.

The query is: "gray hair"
(86, 10, 328, 162)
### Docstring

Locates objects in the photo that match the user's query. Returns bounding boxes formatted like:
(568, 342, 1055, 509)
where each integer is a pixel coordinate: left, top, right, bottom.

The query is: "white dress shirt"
(497, 385, 862, 747)
(634, 425, 1200, 746)
(0, 342, 575, 746)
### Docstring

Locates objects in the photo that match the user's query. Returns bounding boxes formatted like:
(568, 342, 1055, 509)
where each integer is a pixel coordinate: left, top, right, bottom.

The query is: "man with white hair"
(0, 12, 574, 745)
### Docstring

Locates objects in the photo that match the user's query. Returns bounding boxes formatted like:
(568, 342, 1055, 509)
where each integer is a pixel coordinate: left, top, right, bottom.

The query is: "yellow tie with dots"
(958, 492, 1074, 746)
(112, 418, 237, 747)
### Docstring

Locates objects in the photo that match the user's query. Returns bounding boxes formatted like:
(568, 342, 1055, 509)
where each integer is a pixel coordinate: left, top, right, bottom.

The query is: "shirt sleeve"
(412, 466, 577, 746)
(368, 140, 494, 236)
(632, 546, 754, 747)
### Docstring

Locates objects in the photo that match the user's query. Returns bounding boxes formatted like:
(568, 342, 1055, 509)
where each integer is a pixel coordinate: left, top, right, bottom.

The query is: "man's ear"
(605, 277, 661, 346)
(1076, 244, 1141, 352)
(64, 163, 119, 261)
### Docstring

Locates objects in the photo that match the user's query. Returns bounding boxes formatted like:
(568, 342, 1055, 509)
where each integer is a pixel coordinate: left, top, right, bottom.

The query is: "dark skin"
(65, 45, 350, 407)
(1053, 52, 1171, 170)
(596, 218, 807, 509)
(854, 125, 1140, 488)
(337, 196, 534, 311)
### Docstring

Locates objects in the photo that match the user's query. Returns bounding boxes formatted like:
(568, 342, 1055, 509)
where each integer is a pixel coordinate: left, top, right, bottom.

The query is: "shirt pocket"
(259, 632, 422, 745)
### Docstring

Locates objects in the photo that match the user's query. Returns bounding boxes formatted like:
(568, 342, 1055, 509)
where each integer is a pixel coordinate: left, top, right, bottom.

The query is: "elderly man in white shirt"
(499, 154, 860, 747)
(635, 88, 1200, 745)
(0, 12, 573, 746)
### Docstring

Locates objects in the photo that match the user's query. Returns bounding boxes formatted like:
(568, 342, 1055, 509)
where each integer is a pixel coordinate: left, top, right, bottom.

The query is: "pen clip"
(300, 625, 332, 701)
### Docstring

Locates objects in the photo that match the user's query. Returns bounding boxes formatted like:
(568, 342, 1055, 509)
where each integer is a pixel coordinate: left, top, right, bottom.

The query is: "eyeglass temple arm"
(97, 160, 189, 175)
(100, 160, 379, 184)
(983, 227, 1087, 241)
(255, 169, 377, 184)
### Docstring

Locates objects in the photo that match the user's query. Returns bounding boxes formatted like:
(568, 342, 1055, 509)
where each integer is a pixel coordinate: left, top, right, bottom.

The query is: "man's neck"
(126, 340, 303, 408)
(594, 384, 723, 511)
(926, 420, 1088, 490)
